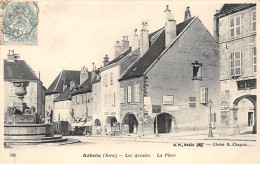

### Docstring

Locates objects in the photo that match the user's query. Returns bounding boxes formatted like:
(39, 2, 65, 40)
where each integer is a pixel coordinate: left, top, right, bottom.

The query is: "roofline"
(24, 60, 42, 84)
(53, 71, 63, 92)
(100, 48, 132, 72)
(214, 4, 256, 18)
(143, 17, 197, 76)
(70, 90, 92, 96)
(118, 29, 166, 81)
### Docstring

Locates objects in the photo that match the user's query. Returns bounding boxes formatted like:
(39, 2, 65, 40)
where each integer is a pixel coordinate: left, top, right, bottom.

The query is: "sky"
(1, 0, 224, 88)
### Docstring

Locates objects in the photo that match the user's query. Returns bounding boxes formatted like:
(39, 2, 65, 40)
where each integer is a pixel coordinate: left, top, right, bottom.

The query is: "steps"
(4, 135, 68, 144)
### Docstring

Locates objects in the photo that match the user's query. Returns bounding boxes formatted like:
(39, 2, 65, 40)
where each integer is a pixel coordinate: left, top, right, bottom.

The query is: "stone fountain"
(4, 81, 68, 145)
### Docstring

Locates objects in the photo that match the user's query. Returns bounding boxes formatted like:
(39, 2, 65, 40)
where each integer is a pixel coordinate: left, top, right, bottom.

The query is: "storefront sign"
(152, 105, 161, 113)
(121, 104, 138, 110)
(144, 97, 151, 105)
(104, 112, 116, 116)
(163, 106, 179, 112)
(237, 79, 256, 90)
(163, 95, 174, 105)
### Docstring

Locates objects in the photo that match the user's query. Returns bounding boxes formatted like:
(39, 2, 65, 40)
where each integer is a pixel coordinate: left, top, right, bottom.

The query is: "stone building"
(91, 72, 102, 135)
(45, 70, 80, 123)
(99, 35, 141, 135)
(119, 6, 220, 135)
(70, 66, 99, 135)
(214, 4, 257, 135)
(4, 51, 46, 118)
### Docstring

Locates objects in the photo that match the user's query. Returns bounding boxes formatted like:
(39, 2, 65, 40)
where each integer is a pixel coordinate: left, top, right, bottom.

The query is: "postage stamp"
(0, 0, 38, 45)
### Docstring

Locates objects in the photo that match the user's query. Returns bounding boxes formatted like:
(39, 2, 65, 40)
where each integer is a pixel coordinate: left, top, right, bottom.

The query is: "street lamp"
(208, 99, 213, 137)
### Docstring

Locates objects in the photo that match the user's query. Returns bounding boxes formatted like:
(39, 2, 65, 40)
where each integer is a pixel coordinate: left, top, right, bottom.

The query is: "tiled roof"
(103, 27, 165, 69)
(105, 47, 132, 67)
(215, 4, 256, 17)
(119, 17, 195, 81)
(54, 87, 74, 102)
(4, 59, 39, 81)
(70, 74, 93, 95)
(46, 70, 80, 95)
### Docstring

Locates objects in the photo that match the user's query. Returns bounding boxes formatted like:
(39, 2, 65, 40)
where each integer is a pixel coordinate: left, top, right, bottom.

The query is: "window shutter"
(240, 51, 243, 75)
(201, 87, 208, 104)
(230, 52, 234, 76)
(127, 86, 132, 103)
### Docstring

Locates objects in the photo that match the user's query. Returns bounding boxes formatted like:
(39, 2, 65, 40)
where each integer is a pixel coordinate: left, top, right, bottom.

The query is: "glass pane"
(254, 65, 257, 72)
(236, 27, 240, 36)
(253, 22, 256, 32)
(254, 47, 257, 55)
(231, 29, 234, 37)
(235, 60, 240, 66)
(254, 56, 257, 64)
(253, 11, 256, 21)
(230, 18, 234, 27)
(231, 69, 234, 75)
(236, 16, 240, 25)
(235, 68, 240, 75)
(235, 52, 240, 59)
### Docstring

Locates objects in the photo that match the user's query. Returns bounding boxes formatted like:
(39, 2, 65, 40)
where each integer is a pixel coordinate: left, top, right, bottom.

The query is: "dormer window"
(192, 62, 202, 80)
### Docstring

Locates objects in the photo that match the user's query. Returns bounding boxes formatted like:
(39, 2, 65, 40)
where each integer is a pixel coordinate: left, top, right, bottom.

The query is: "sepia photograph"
(0, 0, 259, 164)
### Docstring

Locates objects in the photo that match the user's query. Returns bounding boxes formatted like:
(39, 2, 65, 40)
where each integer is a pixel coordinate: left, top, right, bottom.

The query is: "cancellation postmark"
(0, 0, 38, 45)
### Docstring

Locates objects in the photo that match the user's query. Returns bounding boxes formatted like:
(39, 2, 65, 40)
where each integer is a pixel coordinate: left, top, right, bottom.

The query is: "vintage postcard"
(0, 0, 259, 164)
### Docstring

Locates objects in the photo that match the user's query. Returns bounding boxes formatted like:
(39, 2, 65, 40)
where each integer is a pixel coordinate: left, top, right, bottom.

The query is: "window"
(252, 11, 256, 32)
(192, 62, 202, 80)
(230, 16, 241, 37)
(103, 74, 108, 86)
(120, 88, 124, 103)
(127, 86, 132, 103)
(230, 51, 242, 77)
(110, 72, 113, 85)
(134, 84, 140, 102)
(189, 97, 196, 107)
(253, 47, 257, 73)
(200, 87, 208, 104)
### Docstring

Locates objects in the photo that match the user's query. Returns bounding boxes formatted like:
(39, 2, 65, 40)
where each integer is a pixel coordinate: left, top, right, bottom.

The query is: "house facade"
(70, 67, 98, 135)
(214, 4, 257, 135)
(45, 70, 80, 123)
(119, 6, 220, 135)
(4, 51, 45, 118)
(99, 35, 141, 135)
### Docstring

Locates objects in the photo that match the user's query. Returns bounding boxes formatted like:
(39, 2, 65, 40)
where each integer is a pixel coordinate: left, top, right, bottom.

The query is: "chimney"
(139, 21, 149, 57)
(132, 29, 139, 50)
(80, 66, 89, 85)
(70, 81, 75, 90)
(165, 5, 176, 47)
(103, 54, 110, 66)
(213, 10, 220, 42)
(7, 50, 20, 61)
(184, 7, 191, 21)
(121, 36, 129, 52)
(114, 41, 121, 58)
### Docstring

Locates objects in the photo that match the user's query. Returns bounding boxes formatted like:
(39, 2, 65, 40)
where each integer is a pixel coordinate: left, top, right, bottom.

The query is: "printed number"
(9, 153, 16, 157)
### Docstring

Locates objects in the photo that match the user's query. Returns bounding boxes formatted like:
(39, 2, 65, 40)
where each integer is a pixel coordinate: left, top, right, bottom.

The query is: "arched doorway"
(105, 116, 119, 135)
(154, 113, 172, 134)
(233, 95, 257, 134)
(122, 113, 138, 134)
(94, 119, 102, 135)
(94, 119, 101, 126)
